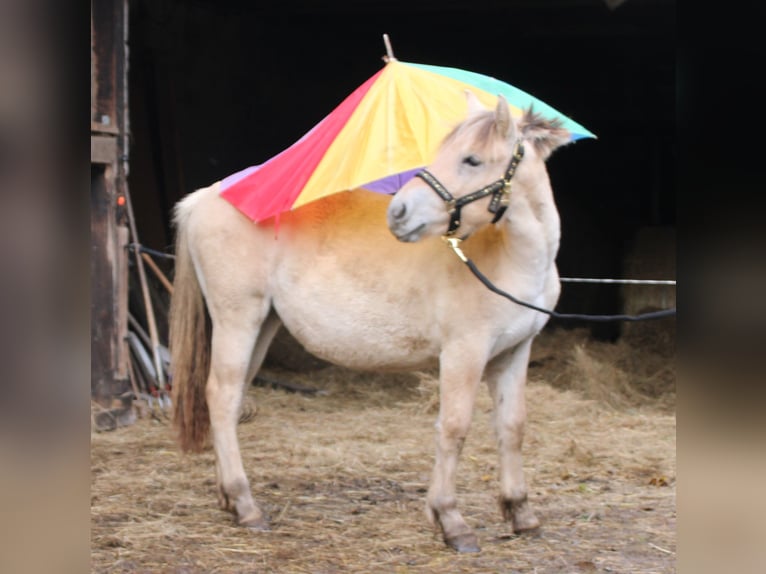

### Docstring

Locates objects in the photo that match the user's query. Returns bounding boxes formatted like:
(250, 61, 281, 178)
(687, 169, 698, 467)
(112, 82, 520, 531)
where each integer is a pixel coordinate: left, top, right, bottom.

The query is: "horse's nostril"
(393, 203, 406, 220)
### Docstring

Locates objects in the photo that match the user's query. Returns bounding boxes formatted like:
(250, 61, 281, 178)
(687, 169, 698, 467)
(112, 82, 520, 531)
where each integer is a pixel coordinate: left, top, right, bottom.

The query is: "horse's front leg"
(485, 337, 540, 533)
(428, 345, 485, 553)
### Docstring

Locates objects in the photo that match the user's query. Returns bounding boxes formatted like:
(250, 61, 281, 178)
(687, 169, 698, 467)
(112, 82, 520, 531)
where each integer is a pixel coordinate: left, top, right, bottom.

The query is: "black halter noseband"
(414, 140, 525, 236)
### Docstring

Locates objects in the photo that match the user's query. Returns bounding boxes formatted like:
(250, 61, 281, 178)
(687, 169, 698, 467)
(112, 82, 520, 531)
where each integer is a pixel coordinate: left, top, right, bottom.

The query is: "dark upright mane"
(440, 105, 571, 160)
(520, 106, 571, 157)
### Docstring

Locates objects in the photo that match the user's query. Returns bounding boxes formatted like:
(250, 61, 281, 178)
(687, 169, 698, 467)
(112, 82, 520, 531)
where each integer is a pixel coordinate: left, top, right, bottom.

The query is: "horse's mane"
(519, 106, 570, 158)
(520, 107, 565, 135)
(440, 110, 506, 156)
(441, 105, 568, 157)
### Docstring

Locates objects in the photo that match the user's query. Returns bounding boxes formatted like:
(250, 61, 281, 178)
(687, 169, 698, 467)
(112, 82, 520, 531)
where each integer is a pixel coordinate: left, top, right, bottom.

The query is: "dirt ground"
(91, 326, 676, 573)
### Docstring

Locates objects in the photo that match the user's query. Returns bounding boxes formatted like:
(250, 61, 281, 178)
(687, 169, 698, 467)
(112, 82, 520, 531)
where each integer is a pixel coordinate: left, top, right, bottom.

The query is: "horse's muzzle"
(387, 194, 424, 242)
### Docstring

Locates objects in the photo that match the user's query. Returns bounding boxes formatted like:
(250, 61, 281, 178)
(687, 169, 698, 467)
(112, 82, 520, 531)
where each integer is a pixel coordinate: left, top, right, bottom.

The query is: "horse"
(169, 92, 572, 553)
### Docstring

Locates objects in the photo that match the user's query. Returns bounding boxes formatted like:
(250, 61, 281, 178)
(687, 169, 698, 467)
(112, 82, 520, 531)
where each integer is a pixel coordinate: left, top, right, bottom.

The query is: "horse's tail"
(169, 194, 210, 453)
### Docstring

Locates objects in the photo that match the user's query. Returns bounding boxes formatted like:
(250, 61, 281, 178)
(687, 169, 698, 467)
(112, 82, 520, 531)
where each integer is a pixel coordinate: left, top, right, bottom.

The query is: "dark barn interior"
(125, 0, 675, 340)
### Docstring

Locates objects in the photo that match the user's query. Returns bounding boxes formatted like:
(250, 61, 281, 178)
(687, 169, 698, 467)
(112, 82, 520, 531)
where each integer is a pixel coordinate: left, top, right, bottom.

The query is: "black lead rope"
(445, 238, 676, 323)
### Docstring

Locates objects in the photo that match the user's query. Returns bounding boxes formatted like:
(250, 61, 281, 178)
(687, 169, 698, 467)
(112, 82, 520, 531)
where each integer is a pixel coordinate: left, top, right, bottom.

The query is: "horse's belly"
(273, 292, 439, 371)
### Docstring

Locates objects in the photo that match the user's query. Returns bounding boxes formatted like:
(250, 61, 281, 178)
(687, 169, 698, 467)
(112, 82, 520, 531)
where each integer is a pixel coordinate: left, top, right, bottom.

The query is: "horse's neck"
(496, 183, 560, 271)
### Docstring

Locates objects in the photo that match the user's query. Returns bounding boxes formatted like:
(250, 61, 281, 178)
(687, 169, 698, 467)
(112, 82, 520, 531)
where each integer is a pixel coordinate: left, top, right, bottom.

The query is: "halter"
(414, 140, 525, 236)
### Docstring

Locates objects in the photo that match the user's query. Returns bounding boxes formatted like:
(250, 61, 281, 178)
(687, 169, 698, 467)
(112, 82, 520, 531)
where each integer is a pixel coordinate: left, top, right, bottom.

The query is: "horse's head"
(387, 92, 571, 242)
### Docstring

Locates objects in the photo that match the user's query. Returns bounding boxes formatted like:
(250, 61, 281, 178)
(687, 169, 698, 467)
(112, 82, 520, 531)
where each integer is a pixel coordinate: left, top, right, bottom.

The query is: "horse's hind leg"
(484, 337, 540, 533)
(245, 308, 282, 385)
(237, 309, 282, 422)
(206, 298, 272, 529)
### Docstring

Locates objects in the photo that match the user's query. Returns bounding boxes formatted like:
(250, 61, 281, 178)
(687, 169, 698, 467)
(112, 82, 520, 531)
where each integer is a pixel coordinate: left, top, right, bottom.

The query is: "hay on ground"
(92, 327, 675, 573)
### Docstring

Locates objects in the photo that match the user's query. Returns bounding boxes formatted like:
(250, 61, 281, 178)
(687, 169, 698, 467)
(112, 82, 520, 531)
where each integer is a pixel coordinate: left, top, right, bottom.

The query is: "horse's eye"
(462, 155, 482, 167)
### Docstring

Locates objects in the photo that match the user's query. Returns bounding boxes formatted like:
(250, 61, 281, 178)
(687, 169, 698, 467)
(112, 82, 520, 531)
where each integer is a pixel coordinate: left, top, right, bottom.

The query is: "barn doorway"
(125, 0, 675, 345)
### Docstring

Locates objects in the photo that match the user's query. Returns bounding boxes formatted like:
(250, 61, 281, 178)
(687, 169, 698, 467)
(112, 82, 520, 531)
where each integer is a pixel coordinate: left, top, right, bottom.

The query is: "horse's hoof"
(500, 496, 541, 533)
(511, 503, 540, 533)
(239, 509, 270, 531)
(240, 516, 271, 531)
(237, 397, 257, 424)
(514, 521, 540, 535)
(445, 532, 481, 553)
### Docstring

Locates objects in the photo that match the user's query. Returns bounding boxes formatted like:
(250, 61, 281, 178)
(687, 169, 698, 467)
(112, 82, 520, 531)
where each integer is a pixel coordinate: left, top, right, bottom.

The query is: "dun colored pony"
(169, 93, 571, 552)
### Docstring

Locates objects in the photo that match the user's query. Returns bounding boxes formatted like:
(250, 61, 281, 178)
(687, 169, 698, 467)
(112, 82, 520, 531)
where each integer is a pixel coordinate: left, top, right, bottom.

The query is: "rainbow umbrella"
(220, 58, 595, 224)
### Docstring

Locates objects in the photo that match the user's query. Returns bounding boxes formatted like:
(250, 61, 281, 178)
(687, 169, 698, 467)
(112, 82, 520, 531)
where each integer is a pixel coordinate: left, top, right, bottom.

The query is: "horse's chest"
(490, 313, 543, 356)
(485, 282, 553, 357)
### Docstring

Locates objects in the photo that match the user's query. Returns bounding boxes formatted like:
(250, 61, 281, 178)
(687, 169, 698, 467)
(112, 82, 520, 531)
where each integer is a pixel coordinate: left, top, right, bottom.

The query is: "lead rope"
(443, 237, 676, 322)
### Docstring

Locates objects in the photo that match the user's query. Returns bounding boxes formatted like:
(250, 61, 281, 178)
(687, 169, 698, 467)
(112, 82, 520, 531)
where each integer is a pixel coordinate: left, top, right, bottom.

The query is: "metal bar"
(559, 277, 676, 285)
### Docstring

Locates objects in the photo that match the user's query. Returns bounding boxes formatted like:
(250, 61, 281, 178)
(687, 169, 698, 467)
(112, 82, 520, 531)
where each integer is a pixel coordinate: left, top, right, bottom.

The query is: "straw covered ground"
(91, 326, 676, 573)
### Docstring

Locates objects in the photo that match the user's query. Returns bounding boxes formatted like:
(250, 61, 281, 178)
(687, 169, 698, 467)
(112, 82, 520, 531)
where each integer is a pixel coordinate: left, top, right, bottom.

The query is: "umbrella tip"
(382, 34, 397, 63)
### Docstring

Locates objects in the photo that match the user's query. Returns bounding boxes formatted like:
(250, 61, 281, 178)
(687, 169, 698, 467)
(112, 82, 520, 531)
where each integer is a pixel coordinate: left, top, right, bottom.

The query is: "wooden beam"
(91, 135, 118, 164)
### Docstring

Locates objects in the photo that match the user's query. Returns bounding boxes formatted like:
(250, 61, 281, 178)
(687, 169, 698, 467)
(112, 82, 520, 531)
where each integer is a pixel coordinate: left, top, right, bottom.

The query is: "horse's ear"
(519, 107, 571, 160)
(464, 90, 486, 116)
(494, 95, 516, 140)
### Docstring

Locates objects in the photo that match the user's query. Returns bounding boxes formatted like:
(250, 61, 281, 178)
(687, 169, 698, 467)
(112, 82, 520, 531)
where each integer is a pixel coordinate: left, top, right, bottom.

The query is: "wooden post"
(91, 157, 129, 405)
(91, 0, 131, 408)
